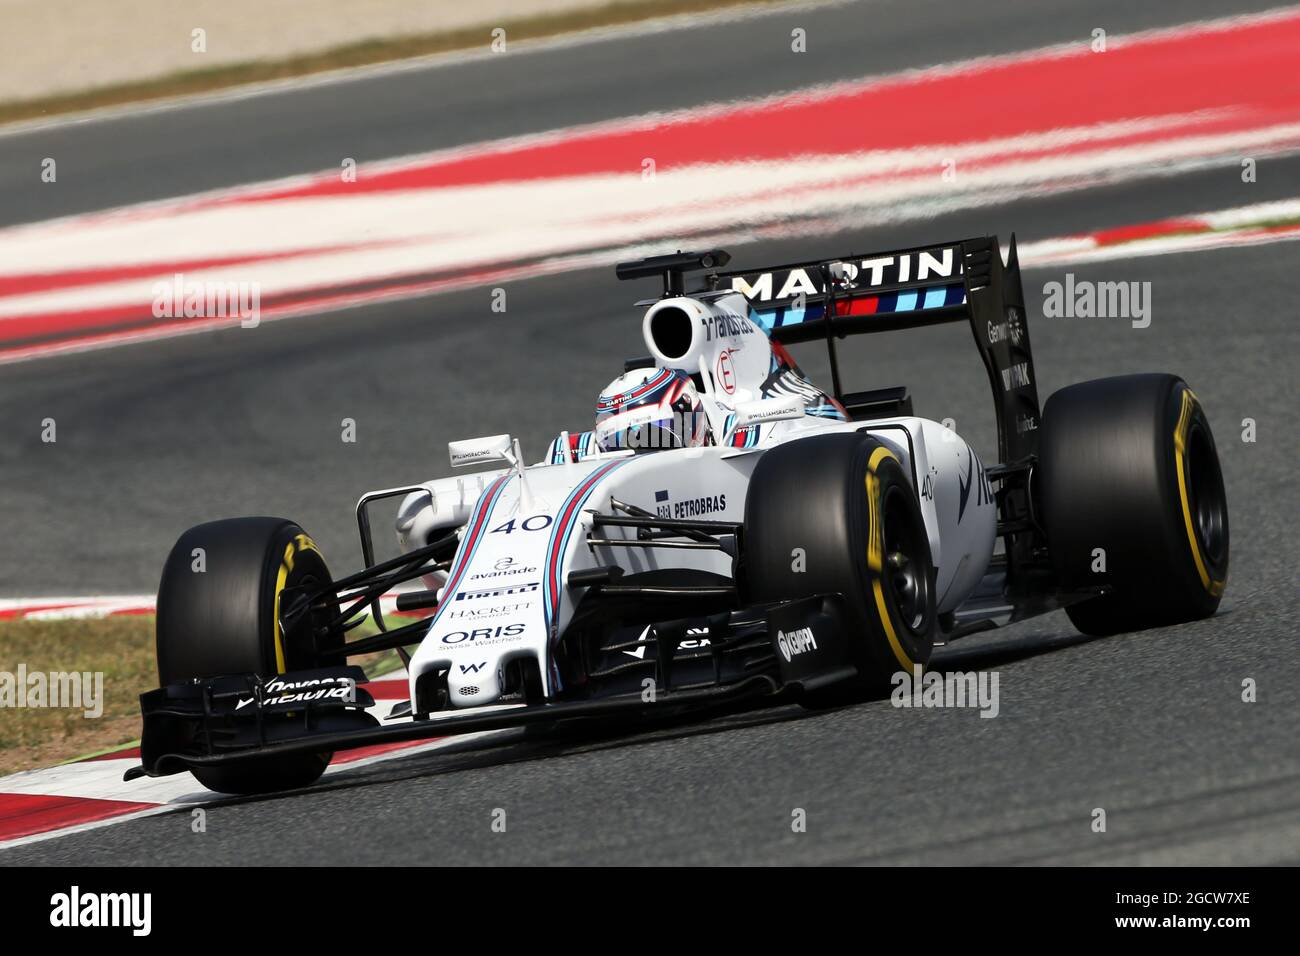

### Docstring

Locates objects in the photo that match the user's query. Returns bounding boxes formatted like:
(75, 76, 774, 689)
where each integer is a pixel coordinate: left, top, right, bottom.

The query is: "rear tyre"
(157, 517, 342, 794)
(743, 433, 936, 707)
(1039, 374, 1229, 636)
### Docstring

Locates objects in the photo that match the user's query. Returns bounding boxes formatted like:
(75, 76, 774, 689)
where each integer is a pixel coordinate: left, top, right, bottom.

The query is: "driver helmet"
(594, 367, 708, 452)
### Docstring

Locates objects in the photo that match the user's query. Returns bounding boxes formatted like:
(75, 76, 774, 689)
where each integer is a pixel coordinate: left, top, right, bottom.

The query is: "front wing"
(127, 594, 856, 780)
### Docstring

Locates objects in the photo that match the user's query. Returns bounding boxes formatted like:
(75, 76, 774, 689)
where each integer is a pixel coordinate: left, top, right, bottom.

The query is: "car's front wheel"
(156, 517, 342, 794)
(743, 432, 936, 706)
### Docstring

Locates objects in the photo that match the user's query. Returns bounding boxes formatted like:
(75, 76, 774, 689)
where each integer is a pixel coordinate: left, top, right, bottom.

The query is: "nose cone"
(421, 618, 541, 709)
(445, 660, 502, 706)
(409, 456, 630, 713)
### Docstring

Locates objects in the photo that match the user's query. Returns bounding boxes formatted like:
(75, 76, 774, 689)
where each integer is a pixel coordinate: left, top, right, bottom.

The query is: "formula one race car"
(130, 236, 1229, 794)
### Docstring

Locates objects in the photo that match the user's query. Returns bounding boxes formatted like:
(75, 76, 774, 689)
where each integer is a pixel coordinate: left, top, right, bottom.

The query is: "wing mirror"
(449, 434, 539, 510)
(448, 434, 517, 469)
(723, 395, 805, 444)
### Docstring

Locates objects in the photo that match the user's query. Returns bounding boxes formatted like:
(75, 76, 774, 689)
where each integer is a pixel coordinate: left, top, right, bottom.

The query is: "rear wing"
(711, 236, 1041, 467)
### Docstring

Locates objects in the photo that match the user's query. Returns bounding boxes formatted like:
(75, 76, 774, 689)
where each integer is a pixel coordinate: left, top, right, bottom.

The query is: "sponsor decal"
(1007, 307, 1025, 344)
(456, 581, 540, 601)
(715, 348, 737, 394)
(469, 557, 538, 580)
(440, 623, 526, 645)
(674, 493, 727, 518)
(443, 601, 532, 621)
(625, 625, 710, 659)
(655, 492, 727, 519)
(731, 248, 958, 303)
(748, 403, 796, 423)
(1000, 361, 1032, 390)
(777, 626, 818, 661)
(987, 307, 1026, 347)
(448, 434, 513, 468)
(235, 674, 356, 711)
(625, 626, 652, 660)
(680, 630, 711, 650)
(595, 368, 674, 412)
(700, 309, 756, 340)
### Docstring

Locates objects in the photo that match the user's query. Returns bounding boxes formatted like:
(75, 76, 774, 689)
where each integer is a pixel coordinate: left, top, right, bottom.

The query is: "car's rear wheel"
(156, 517, 342, 794)
(1039, 373, 1229, 636)
(743, 433, 936, 706)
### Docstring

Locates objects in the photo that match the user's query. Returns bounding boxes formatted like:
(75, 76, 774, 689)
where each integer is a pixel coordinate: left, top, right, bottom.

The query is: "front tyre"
(743, 433, 936, 706)
(1039, 374, 1229, 636)
(156, 517, 342, 794)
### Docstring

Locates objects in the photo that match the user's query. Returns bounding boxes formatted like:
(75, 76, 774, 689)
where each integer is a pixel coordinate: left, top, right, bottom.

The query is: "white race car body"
(133, 236, 1229, 792)
(396, 289, 997, 709)
(136, 237, 1109, 787)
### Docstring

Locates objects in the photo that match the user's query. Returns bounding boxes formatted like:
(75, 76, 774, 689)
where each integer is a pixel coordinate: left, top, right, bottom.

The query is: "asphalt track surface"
(2, 0, 1298, 864)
